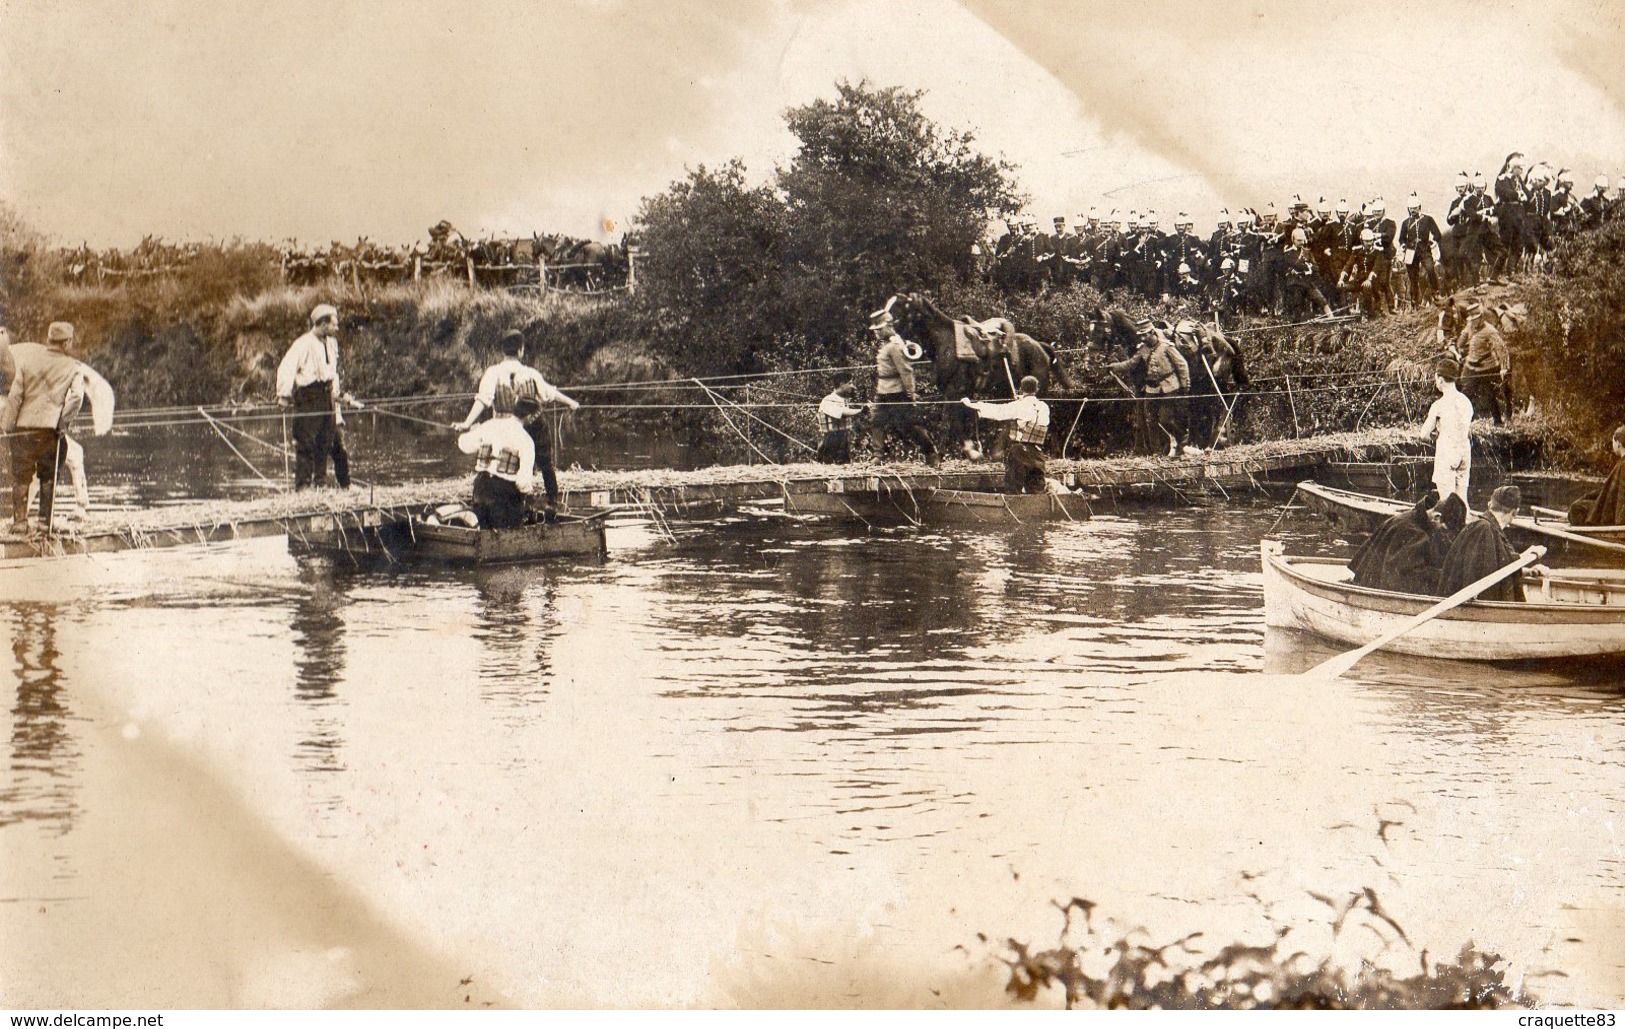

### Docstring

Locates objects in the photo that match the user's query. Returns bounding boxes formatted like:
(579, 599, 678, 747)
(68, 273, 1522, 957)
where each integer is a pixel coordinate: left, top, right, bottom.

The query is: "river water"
(1, 420, 1622, 1008)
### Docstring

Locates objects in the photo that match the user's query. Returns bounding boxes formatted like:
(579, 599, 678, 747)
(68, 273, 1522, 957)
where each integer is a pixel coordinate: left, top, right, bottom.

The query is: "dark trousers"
(1460, 372, 1505, 425)
(870, 393, 937, 459)
(1149, 394, 1188, 453)
(1406, 251, 1440, 302)
(816, 429, 852, 464)
(472, 472, 527, 529)
(1004, 441, 1046, 494)
(291, 382, 346, 489)
(9, 429, 59, 525)
(523, 419, 559, 506)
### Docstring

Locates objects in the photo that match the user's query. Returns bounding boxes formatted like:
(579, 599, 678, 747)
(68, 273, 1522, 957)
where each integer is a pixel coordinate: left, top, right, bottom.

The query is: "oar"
(1300, 547, 1543, 681)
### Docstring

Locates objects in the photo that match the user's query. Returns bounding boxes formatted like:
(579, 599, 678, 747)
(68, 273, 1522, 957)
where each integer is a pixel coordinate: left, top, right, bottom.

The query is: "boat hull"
(786, 486, 1091, 525)
(293, 510, 608, 565)
(1294, 481, 1625, 566)
(1260, 541, 1625, 661)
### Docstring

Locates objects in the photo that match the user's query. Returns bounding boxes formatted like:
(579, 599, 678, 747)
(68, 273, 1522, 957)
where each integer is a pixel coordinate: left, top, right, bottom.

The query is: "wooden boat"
(1293, 481, 1625, 565)
(785, 485, 1091, 525)
(1260, 540, 1625, 661)
(291, 507, 608, 565)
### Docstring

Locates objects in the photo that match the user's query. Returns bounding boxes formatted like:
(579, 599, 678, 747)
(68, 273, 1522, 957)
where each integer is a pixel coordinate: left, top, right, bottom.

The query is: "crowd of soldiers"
(988, 153, 1622, 324)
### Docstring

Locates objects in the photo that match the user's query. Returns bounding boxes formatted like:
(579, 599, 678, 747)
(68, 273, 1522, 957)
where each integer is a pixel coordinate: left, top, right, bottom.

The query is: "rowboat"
(1260, 540, 1625, 661)
(784, 485, 1091, 525)
(1293, 481, 1625, 565)
(291, 508, 608, 565)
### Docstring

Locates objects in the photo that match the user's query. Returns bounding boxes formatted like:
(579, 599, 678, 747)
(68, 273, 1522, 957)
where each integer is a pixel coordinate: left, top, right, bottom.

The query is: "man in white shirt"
(815, 381, 864, 464)
(963, 375, 1050, 494)
(456, 329, 579, 515)
(456, 395, 539, 529)
(276, 303, 352, 490)
(1420, 358, 1474, 503)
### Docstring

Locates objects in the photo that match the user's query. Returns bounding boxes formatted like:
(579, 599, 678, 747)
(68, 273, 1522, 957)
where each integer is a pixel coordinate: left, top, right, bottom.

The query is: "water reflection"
(1, 605, 81, 835)
(289, 560, 350, 778)
(470, 565, 557, 707)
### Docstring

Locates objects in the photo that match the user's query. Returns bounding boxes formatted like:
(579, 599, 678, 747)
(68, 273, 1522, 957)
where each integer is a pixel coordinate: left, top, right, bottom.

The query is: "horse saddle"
(952, 320, 987, 362)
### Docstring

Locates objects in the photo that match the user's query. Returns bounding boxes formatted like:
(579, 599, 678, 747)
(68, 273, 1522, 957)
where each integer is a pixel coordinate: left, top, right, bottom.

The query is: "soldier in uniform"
(1550, 171, 1582, 237)
(1398, 193, 1444, 306)
(1342, 229, 1390, 319)
(1581, 175, 1612, 230)
(1282, 227, 1335, 320)
(1524, 165, 1556, 260)
(1364, 198, 1397, 313)
(1162, 214, 1207, 299)
(1109, 318, 1191, 458)
(1495, 153, 1531, 273)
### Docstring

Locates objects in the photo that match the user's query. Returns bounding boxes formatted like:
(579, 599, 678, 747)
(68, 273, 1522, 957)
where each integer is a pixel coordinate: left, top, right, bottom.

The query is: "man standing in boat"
(1437, 485, 1547, 601)
(962, 375, 1049, 494)
(1420, 358, 1473, 504)
(456, 329, 580, 519)
(868, 311, 940, 466)
(276, 304, 357, 490)
(3, 322, 99, 537)
(456, 394, 538, 530)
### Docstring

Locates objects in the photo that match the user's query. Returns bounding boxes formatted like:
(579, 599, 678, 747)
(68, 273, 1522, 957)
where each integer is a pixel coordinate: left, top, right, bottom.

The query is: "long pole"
(281, 411, 292, 482)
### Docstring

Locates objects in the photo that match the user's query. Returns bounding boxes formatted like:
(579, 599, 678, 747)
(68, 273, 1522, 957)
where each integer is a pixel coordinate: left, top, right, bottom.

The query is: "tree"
(632, 160, 789, 374)
(778, 81, 1025, 357)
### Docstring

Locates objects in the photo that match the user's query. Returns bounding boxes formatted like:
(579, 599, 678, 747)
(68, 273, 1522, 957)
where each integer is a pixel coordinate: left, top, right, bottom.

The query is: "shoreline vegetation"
(5, 81, 1624, 473)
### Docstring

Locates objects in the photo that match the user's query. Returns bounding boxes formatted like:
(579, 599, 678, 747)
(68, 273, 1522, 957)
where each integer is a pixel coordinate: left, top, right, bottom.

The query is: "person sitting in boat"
(1437, 485, 1548, 602)
(456, 329, 580, 519)
(816, 381, 865, 464)
(1419, 357, 1472, 504)
(962, 375, 1049, 494)
(1567, 425, 1625, 527)
(1348, 489, 1467, 595)
(456, 395, 538, 530)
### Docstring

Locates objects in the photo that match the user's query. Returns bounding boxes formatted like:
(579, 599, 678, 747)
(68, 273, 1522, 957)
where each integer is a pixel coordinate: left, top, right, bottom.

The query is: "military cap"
(310, 303, 338, 325)
(46, 321, 74, 344)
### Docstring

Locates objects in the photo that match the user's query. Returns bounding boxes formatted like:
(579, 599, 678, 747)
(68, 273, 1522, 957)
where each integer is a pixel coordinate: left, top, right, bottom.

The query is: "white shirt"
(462, 358, 570, 426)
(276, 330, 338, 398)
(457, 416, 536, 493)
(817, 391, 863, 429)
(968, 394, 1049, 429)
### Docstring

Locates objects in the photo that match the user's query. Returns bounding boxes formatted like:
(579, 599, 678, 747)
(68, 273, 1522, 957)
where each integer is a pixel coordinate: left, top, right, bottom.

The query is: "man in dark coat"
(1349, 492, 1466, 595)
(1437, 485, 1546, 601)
(1398, 194, 1443, 305)
(1568, 426, 1625, 526)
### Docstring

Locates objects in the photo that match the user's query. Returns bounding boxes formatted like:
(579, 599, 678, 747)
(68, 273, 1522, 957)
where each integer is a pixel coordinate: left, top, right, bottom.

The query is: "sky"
(3, 0, 1624, 247)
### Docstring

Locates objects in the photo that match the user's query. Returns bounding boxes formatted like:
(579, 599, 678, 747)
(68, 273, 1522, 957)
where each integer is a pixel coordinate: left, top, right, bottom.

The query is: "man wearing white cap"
(3, 321, 100, 535)
(277, 303, 351, 490)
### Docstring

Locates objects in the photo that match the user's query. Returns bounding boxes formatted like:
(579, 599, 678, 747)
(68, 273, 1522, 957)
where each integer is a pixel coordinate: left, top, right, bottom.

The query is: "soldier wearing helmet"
(1280, 223, 1334, 320)
(1398, 193, 1444, 305)
(1495, 152, 1534, 272)
(1338, 227, 1390, 319)
(1581, 174, 1612, 230)
(1550, 170, 1582, 237)
(1161, 213, 1207, 297)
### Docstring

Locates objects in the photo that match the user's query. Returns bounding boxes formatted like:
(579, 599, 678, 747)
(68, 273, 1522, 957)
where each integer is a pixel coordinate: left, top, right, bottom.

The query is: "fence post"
(413, 254, 421, 281)
(626, 248, 638, 295)
(466, 256, 476, 288)
(537, 255, 546, 294)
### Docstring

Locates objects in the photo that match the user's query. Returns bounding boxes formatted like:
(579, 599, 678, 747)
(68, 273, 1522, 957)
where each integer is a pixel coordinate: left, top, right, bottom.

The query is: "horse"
(1180, 325, 1249, 449)
(886, 292, 1074, 457)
